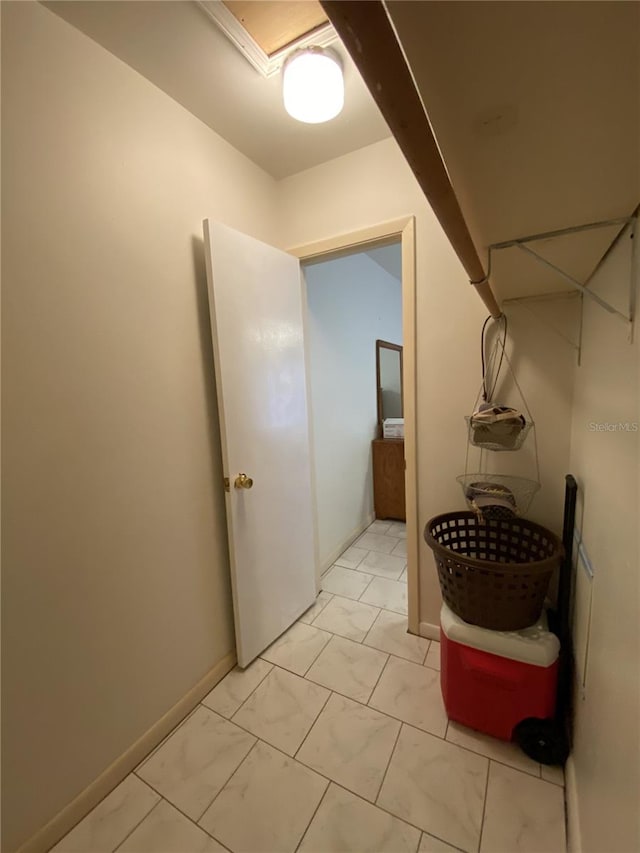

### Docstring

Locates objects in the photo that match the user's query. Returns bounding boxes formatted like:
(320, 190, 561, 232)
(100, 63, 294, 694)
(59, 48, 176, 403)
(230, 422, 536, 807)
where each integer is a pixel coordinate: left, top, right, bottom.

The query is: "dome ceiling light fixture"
(282, 46, 344, 124)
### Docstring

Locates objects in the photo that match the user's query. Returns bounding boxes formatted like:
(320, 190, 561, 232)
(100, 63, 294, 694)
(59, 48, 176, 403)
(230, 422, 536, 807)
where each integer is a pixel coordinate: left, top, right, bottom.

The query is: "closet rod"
(320, 0, 501, 319)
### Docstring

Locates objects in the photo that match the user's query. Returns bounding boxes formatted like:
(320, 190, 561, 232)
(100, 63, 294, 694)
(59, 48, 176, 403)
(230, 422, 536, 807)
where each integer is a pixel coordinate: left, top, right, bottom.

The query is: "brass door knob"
(234, 473, 254, 490)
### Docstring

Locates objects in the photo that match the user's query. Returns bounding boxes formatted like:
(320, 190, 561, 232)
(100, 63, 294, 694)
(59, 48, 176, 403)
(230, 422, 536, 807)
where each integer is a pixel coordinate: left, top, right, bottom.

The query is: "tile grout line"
(299, 648, 453, 741)
(120, 617, 547, 853)
(54, 772, 161, 848)
(357, 570, 377, 602)
(476, 759, 492, 853)
(303, 591, 333, 625)
(203, 831, 233, 853)
(131, 770, 223, 840)
(289, 735, 558, 853)
(225, 662, 336, 751)
(351, 546, 370, 569)
(420, 635, 432, 665)
(62, 696, 224, 845)
(364, 650, 392, 706)
(541, 769, 565, 787)
(360, 605, 384, 648)
(372, 717, 403, 804)
(200, 733, 358, 828)
(314, 592, 334, 619)
(243, 604, 434, 722)
(423, 652, 440, 673)
(376, 714, 543, 782)
(226, 660, 336, 740)
(322, 572, 374, 602)
(292, 751, 429, 839)
(146, 651, 541, 826)
(107, 791, 162, 853)
(301, 639, 391, 705)
(301, 673, 448, 745)
(261, 624, 333, 678)
(208, 661, 275, 720)
(336, 780, 428, 839)
(293, 688, 334, 761)
(442, 728, 542, 781)
(354, 565, 406, 582)
(366, 639, 430, 666)
(138, 722, 433, 850)
(283, 665, 444, 825)
(333, 557, 368, 572)
(135, 702, 201, 774)
(140, 725, 257, 830)
(327, 582, 409, 617)
(69, 544, 416, 853)
(131, 573, 551, 853)
(195, 737, 262, 827)
(310, 598, 382, 644)
(421, 830, 466, 853)
(293, 777, 331, 853)
(362, 608, 430, 664)
(110, 793, 231, 853)
(301, 630, 334, 677)
(135, 714, 259, 834)
(358, 570, 409, 613)
(353, 542, 408, 581)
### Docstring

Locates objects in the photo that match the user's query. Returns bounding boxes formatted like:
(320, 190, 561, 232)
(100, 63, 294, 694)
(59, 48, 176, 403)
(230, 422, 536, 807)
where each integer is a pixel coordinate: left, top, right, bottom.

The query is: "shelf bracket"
(501, 291, 582, 363)
(515, 242, 631, 322)
(489, 214, 637, 331)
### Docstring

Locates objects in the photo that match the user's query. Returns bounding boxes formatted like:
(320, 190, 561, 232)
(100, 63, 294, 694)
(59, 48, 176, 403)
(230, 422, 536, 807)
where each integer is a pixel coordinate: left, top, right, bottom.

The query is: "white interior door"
(203, 221, 317, 667)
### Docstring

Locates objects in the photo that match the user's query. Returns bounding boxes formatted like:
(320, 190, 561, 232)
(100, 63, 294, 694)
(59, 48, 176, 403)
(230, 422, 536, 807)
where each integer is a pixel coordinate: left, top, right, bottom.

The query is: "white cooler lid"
(440, 603, 560, 667)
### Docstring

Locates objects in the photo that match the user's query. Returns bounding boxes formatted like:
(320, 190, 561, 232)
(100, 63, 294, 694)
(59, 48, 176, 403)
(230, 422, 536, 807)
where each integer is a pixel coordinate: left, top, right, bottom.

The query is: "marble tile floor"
(51, 521, 566, 853)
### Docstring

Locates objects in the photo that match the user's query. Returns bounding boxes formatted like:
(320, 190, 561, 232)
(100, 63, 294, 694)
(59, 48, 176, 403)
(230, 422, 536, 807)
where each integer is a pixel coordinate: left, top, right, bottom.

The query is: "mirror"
(376, 339, 403, 432)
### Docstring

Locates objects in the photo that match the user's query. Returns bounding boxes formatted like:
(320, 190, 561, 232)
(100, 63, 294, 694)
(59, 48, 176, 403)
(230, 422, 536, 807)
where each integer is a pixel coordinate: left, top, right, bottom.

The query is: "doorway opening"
(291, 217, 419, 635)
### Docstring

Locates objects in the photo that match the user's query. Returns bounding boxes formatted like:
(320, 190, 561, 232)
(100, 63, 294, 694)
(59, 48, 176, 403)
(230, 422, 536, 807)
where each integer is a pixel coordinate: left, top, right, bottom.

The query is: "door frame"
(289, 216, 419, 636)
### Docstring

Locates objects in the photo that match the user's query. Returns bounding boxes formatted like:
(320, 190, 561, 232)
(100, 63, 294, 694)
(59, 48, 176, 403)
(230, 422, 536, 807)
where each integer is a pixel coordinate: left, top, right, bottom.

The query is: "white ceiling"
(387, 1, 639, 301)
(44, 0, 391, 179)
(44, 1, 638, 304)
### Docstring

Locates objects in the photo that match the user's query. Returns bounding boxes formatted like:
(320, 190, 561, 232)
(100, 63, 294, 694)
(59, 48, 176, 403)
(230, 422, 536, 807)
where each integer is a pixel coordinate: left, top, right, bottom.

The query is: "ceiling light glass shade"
(283, 47, 344, 124)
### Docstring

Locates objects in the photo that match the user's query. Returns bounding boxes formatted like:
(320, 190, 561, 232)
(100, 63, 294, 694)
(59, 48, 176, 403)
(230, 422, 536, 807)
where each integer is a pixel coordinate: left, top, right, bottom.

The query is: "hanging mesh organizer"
(424, 314, 563, 630)
(459, 314, 541, 519)
(456, 474, 540, 520)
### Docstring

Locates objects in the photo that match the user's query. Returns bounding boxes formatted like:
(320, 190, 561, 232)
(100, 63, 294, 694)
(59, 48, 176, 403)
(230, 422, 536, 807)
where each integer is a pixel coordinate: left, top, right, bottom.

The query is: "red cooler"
(440, 603, 560, 741)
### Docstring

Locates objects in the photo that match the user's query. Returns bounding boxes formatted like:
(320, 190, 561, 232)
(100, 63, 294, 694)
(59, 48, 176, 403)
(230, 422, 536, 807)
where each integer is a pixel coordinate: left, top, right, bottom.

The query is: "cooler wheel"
(513, 717, 570, 766)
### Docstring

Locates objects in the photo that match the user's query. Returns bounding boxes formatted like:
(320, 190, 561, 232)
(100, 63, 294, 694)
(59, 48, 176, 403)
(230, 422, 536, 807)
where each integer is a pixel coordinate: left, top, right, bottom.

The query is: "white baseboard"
(18, 651, 236, 853)
(419, 621, 440, 641)
(565, 755, 581, 853)
(319, 513, 375, 576)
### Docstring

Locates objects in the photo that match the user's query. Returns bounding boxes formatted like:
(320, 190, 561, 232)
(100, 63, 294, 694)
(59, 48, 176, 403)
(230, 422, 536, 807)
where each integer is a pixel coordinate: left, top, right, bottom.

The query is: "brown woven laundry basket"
(425, 511, 563, 630)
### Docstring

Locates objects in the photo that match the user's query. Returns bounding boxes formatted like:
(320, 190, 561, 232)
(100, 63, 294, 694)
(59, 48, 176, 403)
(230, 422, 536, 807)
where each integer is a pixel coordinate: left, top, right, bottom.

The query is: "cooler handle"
(460, 645, 527, 688)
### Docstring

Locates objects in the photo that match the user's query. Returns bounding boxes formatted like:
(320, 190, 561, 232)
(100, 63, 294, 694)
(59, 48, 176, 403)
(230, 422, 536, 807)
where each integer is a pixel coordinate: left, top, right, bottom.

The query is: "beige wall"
(483, 298, 579, 536)
(2, 4, 591, 850)
(568, 224, 639, 853)
(277, 139, 578, 629)
(1, 3, 279, 850)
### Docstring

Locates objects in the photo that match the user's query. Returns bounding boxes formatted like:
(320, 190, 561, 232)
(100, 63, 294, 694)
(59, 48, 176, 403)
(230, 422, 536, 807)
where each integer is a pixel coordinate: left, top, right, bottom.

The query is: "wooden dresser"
(372, 439, 406, 521)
